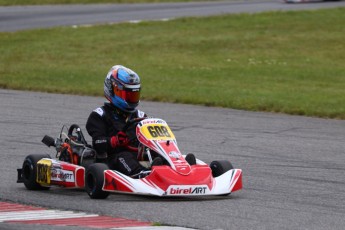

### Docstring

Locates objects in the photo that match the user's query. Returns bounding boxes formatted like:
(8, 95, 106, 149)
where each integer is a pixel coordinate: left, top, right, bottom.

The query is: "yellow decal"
(141, 124, 175, 140)
(36, 159, 51, 185)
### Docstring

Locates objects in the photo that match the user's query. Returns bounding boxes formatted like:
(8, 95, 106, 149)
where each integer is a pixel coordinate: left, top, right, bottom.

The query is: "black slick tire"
(85, 163, 110, 199)
(210, 160, 234, 177)
(22, 154, 51, 190)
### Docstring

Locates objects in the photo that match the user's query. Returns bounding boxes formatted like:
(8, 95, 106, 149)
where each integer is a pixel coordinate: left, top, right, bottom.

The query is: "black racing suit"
(86, 102, 146, 176)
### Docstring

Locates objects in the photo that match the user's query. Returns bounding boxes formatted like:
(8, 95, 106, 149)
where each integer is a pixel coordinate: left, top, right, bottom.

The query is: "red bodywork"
(37, 159, 85, 188)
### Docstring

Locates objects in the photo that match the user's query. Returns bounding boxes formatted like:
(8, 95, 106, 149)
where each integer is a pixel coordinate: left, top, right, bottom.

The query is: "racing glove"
(110, 131, 129, 148)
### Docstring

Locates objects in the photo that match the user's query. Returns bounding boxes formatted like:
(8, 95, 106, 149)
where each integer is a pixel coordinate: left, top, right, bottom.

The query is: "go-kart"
(86, 118, 242, 198)
(17, 118, 242, 198)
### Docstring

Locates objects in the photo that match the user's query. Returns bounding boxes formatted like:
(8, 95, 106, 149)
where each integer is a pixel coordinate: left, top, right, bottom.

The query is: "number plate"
(141, 124, 175, 140)
(36, 159, 52, 185)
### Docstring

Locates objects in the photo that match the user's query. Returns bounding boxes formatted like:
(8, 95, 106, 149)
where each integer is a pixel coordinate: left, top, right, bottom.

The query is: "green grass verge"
(0, 0, 211, 6)
(1, 8, 345, 119)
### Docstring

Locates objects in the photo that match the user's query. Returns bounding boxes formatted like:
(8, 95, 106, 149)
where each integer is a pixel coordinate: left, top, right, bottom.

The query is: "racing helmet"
(104, 65, 141, 113)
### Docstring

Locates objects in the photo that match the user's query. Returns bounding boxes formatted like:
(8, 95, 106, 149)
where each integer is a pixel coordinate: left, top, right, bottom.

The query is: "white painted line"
(0, 210, 98, 222)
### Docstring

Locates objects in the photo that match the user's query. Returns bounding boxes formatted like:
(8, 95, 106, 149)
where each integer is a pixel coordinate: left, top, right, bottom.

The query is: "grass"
(1, 8, 345, 119)
(0, 0, 213, 6)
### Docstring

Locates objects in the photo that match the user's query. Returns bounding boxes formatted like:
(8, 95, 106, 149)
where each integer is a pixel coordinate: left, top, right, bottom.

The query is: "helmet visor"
(113, 83, 140, 104)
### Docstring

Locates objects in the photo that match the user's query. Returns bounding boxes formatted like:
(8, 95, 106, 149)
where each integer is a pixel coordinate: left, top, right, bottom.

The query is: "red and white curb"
(0, 201, 193, 229)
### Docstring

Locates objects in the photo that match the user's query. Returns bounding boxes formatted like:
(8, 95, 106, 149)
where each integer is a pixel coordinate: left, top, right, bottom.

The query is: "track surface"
(1, 89, 345, 229)
(1, 1, 345, 229)
(1, 0, 345, 32)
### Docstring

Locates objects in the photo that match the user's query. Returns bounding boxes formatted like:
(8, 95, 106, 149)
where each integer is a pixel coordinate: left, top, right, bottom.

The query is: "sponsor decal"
(167, 185, 208, 195)
(141, 119, 165, 125)
(95, 139, 107, 144)
(94, 107, 104, 116)
(169, 151, 180, 159)
(51, 168, 75, 182)
(119, 157, 132, 173)
(52, 163, 61, 169)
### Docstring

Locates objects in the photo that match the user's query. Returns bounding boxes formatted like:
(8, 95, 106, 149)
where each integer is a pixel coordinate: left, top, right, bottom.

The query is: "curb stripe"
(8, 217, 151, 228)
(0, 201, 194, 229)
(0, 210, 98, 221)
(0, 202, 44, 212)
(0, 201, 151, 228)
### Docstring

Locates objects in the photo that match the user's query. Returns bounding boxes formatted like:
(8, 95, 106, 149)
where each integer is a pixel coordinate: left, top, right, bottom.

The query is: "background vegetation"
(1, 8, 344, 118)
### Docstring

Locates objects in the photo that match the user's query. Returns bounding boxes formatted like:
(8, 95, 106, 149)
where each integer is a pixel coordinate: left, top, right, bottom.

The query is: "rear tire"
(210, 160, 233, 177)
(22, 154, 51, 190)
(85, 163, 110, 199)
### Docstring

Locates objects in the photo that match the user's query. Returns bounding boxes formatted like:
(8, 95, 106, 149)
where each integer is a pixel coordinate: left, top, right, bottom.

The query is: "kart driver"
(86, 65, 150, 177)
(86, 65, 196, 177)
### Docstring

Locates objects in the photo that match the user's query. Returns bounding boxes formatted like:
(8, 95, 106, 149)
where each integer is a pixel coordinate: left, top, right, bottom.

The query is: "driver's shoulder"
(92, 103, 112, 117)
(92, 107, 105, 117)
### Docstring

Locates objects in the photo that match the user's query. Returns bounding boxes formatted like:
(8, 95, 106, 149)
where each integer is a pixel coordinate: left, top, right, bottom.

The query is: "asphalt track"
(1, 0, 345, 32)
(1, 89, 345, 230)
(1, 1, 345, 229)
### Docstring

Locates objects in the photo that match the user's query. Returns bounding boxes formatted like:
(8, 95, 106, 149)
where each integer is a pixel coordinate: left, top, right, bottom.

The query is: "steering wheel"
(68, 124, 88, 145)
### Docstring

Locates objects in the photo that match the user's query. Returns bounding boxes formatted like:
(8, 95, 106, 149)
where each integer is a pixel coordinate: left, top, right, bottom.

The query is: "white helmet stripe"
(123, 84, 141, 89)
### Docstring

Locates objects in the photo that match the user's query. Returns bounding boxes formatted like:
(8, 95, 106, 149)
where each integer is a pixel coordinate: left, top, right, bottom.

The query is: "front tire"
(22, 154, 51, 190)
(85, 163, 110, 199)
(210, 160, 234, 177)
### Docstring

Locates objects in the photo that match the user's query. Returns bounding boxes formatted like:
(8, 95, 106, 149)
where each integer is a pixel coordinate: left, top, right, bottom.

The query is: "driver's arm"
(86, 110, 111, 160)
